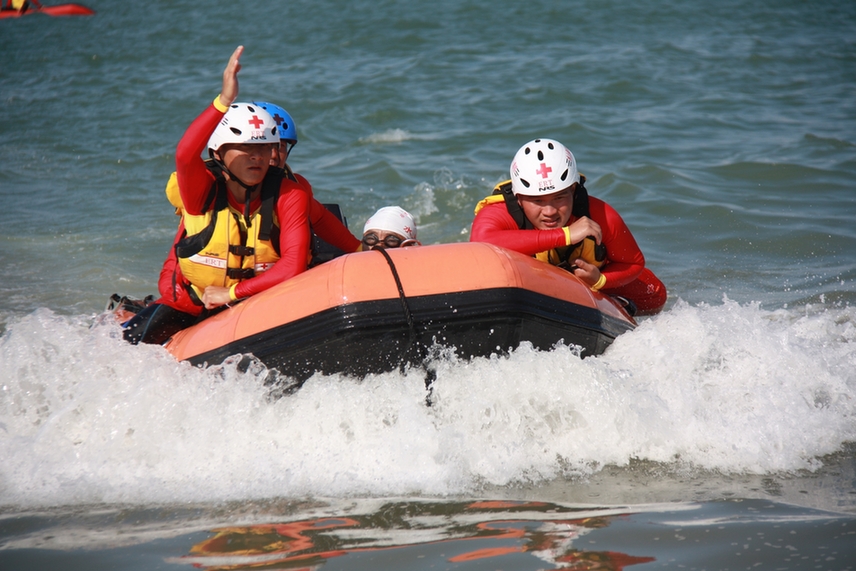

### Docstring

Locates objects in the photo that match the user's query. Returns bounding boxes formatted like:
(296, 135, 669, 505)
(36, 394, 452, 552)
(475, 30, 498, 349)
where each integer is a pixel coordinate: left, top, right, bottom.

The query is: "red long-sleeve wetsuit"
(471, 196, 666, 315)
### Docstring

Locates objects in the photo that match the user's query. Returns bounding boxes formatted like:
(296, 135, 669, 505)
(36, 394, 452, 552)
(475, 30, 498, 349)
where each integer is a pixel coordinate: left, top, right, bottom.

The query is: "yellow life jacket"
(534, 237, 605, 268)
(174, 167, 284, 296)
(165, 171, 183, 216)
(477, 179, 606, 269)
(165, 158, 231, 216)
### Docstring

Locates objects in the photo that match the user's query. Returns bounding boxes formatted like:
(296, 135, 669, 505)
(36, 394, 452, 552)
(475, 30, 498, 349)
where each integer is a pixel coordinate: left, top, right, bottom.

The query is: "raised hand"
(219, 45, 244, 108)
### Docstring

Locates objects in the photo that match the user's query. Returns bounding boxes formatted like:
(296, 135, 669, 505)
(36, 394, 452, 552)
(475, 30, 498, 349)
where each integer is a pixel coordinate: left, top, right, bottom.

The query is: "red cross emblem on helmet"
(535, 162, 552, 179)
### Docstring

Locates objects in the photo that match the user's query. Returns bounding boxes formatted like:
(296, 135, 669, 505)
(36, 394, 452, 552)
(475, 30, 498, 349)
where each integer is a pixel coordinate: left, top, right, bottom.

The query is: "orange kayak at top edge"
(0, 3, 94, 18)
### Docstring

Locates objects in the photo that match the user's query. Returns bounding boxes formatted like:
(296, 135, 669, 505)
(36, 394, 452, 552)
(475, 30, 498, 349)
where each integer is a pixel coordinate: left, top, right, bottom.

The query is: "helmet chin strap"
(213, 157, 258, 229)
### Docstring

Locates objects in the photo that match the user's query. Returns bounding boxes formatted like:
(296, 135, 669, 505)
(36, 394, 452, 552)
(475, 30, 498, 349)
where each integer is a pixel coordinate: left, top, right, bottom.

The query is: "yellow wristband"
(562, 227, 572, 246)
(591, 274, 607, 292)
(213, 95, 229, 113)
(229, 283, 239, 301)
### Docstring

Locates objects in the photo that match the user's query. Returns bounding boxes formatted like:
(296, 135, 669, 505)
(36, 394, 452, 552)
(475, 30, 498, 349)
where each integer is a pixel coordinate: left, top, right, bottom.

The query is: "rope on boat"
(375, 248, 436, 403)
(375, 247, 415, 333)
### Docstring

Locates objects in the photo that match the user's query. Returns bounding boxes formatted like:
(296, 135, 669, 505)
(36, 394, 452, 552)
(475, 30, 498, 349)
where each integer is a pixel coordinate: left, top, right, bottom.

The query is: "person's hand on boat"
(218, 45, 243, 108)
(202, 286, 232, 310)
(570, 259, 602, 288)
(566, 216, 602, 246)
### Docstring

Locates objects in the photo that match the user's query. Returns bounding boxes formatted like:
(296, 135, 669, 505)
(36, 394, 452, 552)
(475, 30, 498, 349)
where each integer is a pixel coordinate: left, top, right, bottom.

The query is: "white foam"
(1, 299, 854, 507)
(359, 129, 414, 144)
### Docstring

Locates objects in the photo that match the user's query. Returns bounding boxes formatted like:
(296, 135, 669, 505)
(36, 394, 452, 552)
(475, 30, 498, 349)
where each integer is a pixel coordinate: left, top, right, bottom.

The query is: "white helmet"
(207, 102, 278, 155)
(510, 138, 579, 196)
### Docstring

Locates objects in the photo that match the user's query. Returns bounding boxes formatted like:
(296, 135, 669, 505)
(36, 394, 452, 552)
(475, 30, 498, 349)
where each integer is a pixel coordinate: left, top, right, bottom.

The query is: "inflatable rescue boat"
(157, 242, 636, 381)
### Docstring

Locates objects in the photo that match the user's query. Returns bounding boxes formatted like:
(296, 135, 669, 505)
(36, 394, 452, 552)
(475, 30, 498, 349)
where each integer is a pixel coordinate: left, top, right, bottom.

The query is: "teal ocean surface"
(1, 1, 855, 569)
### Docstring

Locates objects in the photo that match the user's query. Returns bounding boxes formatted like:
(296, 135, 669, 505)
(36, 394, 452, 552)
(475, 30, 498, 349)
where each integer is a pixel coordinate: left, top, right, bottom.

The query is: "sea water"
(1, 0, 855, 568)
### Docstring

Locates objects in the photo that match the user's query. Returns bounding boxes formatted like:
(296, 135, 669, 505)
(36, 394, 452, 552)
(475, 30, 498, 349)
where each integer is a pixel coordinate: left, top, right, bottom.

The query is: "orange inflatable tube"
(162, 242, 635, 381)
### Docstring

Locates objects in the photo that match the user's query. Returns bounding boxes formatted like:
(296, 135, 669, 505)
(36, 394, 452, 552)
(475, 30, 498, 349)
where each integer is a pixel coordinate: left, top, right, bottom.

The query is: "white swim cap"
(363, 206, 417, 240)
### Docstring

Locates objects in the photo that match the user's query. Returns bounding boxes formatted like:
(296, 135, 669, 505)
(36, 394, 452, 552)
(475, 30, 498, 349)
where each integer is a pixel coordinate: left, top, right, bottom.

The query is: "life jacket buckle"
(226, 267, 255, 279)
(229, 245, 255, 256)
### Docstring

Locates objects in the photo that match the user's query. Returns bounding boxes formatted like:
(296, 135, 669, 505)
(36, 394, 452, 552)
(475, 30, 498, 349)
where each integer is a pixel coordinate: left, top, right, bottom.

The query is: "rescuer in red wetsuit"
(252, 100, 361, 262)
(471, 138, 666, 315)
(153, 100, 361, 320)
(124, 46, 322, 344)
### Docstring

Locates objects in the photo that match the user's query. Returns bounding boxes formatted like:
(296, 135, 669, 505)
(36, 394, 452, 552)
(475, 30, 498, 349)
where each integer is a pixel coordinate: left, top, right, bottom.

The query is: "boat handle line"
(375, 248, 416, 333)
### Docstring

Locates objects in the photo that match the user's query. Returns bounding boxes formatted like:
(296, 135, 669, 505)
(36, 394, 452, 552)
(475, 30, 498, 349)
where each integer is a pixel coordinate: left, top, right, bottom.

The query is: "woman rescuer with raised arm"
(123, 46, 313, 345)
